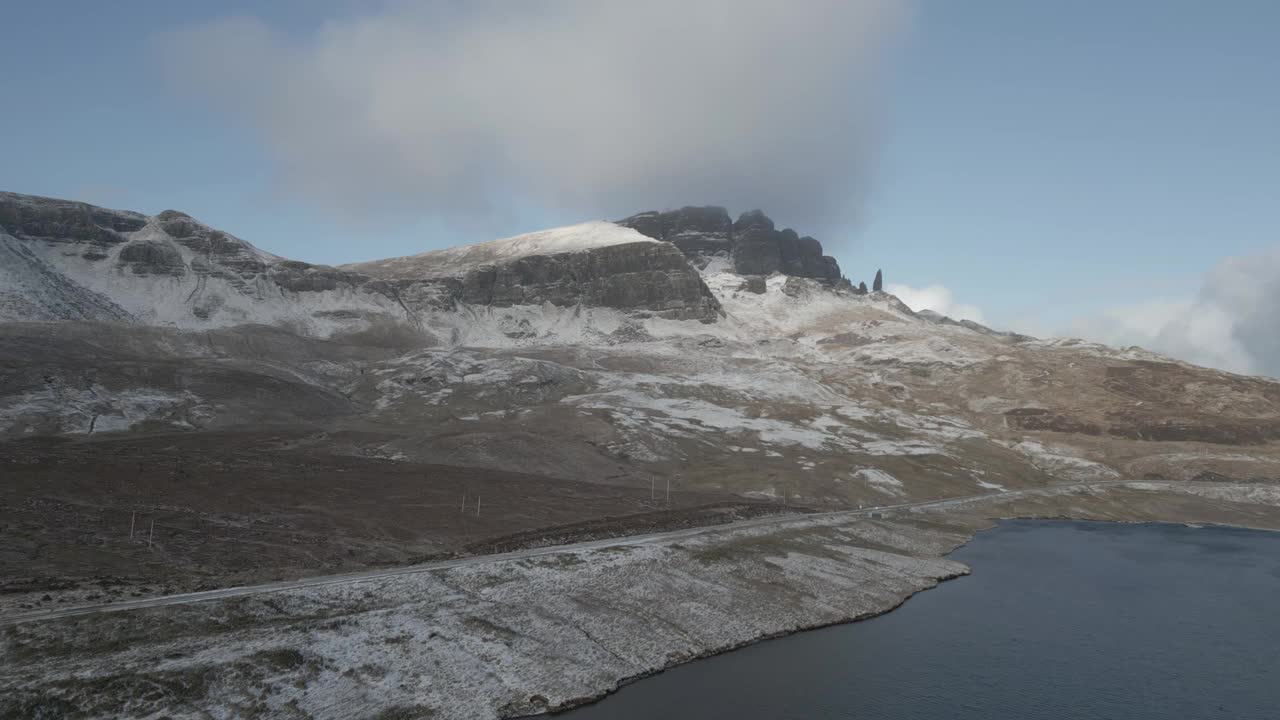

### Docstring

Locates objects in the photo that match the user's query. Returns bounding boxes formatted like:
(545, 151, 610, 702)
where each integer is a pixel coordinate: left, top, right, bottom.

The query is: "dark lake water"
(560, 520, 1280, 720)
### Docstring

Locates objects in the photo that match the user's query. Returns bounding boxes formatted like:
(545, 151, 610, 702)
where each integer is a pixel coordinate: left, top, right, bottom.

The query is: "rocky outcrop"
(356, 245, 722, 320)
(0, 192, 394, 332)
(346, 225, 722, 322)
(618, 206, 843, 282)
(0, 191, 146, 249)
(117, 239, 185, 276)
(626, 205, 733, 257)
(1, 192, 723, 332)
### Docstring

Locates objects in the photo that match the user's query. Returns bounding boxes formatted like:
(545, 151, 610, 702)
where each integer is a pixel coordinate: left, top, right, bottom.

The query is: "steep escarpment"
(0, 192, 399, 334)
(343, 222, 721, 322)
(10, 190, 1280, 492)
(0, 193, 722, 335)
(618, 205, 844, 283)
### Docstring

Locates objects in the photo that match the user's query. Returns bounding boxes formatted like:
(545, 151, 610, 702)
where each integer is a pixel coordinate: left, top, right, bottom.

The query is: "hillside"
(4, 189, 1280, 591)
(5, 190, 1280, 719)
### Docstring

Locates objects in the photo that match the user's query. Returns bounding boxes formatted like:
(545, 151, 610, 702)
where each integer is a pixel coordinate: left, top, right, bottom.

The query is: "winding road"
(0, 480, 1235, 628)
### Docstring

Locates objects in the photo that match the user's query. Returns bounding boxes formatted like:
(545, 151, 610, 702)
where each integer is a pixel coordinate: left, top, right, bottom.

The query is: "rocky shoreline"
(3, 481, 1280, 719)
(531, 564, 973, 719)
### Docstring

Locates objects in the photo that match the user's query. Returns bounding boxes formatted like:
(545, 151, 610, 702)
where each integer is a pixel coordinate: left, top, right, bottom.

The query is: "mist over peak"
(158, 1, 906, 231)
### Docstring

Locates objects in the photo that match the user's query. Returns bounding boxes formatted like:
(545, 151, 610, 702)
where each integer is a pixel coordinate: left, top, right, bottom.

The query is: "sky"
(2, 1, 1278, 375)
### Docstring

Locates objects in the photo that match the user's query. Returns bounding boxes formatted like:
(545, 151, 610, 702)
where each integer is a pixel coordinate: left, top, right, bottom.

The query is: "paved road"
(0, 480, 1233, 627)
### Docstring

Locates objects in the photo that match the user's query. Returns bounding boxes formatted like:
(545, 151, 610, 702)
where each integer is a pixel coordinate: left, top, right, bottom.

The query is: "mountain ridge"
(618, 205, 848, 284)
(2, 192, 890, 339)
(6, 189, 1280, 718)
(5, 188, 1280, 510)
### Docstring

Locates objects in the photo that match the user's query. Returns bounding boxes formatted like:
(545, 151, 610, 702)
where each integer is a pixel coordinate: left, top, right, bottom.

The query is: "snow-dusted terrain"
(0, 193, 398, 334)
(6, 191, 1280, 719)
(344, 221, 659, 279)
(6, 190, 1280, 492)
(5, 480, 1279, 719)
(0, 193, 713, 338)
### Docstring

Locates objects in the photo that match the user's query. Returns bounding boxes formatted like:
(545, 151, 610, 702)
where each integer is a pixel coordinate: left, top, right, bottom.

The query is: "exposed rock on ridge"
(343, 222, 721, 322)
(618, 206, 843, 282)
(0, 193, 722, 333)
(0, 191, 390, 332)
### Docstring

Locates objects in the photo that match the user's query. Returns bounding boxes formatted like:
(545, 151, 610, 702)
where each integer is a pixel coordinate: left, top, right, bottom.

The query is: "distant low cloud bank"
(887, 283, 987, 324)
(889, 248, 1280, 381)
(1072, 245, 1280, 378)
(158, 1, 905, 229)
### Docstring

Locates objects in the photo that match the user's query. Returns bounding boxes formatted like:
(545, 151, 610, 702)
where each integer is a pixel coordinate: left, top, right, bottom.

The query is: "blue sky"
(2, 1, 1277, 346)
(867, 0, 1280, 333)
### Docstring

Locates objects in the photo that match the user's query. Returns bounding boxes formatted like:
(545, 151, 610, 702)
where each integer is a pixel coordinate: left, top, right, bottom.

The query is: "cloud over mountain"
(1072, 245, 1280, 378)
(158, 1, 905, 228)
(887, 283, 986, 324)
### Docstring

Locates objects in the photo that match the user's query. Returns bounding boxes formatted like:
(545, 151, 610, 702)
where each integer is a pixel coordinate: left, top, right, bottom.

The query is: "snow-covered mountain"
(4, 190, 1280, 501)
(0, 192, 395, 334)
(0, 193, 725, 342)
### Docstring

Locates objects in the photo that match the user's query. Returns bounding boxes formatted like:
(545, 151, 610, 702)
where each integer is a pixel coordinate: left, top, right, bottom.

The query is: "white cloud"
(887, 283, 986, 324)
(157, 1, 906, 228)
(1069, 245, 1280, 377)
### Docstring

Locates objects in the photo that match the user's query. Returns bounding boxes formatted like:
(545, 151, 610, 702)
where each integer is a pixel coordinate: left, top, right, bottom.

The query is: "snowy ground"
(9, 205, 1280, 718)
(2, 509, 973, 719)
(344, 222, 659, 279)
(5, 481, 1279, 720)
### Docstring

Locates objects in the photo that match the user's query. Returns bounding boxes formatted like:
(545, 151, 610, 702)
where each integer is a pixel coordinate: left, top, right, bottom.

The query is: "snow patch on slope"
(1127, 482, 1280, 506)
(346, 222, 658, 279)
(0, 233, 132, 323)
(563, 390, 843, 450)
(4, 221, 403, 335)
(1003, 440, 1120, 480)
(420, 303, 630, 348)
(0, 386, 205, 436)
(694, 268, 993, 369)
(854, 467, 905, 496)
(1020, 337, 1176, 364)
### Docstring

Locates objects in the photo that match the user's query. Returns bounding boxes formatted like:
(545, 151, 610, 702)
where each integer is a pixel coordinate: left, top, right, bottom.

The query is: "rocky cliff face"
(342, 222, 721, 322)
(10, 190, 1280, 487)
(0, 193, 721, 336)
(0, 192, 397, 334)
(618, 206, 844, 282)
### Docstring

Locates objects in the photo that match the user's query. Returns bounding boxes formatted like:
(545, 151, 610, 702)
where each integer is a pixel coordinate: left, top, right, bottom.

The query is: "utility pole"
(129, 512, 136, 539)
(147, 520, 155, 549)
(650, 478, 655, 501)
(666, 478, 670, 505)
(476, 496, 481, 517)
(461, 494, 466, 513)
